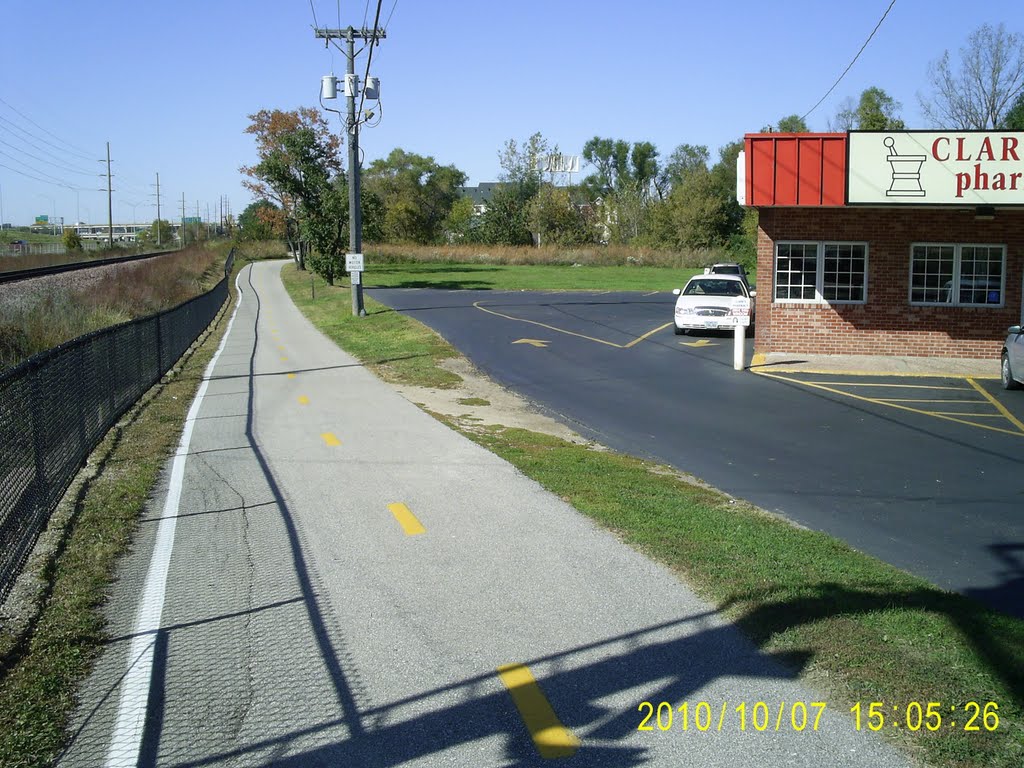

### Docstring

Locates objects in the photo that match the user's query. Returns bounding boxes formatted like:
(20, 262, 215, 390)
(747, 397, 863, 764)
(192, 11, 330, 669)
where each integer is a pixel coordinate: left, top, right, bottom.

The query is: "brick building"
(743, 131, 1024, 359)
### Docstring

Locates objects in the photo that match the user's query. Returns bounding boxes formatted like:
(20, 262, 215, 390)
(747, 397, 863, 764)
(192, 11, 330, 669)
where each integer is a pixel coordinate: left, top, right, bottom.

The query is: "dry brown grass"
(0, 245, 227, 370)
(367, 242, 729, 269)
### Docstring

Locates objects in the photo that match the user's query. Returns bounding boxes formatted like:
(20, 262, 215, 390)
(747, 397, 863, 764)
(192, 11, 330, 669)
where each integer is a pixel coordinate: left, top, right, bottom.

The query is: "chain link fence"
(0, 250, 235, 603)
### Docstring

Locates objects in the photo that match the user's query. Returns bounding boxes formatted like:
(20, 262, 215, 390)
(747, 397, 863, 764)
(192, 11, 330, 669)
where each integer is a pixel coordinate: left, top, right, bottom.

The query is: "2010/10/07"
(638, 701, 827, 733)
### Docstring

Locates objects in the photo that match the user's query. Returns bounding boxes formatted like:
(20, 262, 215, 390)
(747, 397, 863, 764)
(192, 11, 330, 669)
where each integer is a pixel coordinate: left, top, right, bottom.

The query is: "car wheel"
(1001, 353, 1020, 390)
(674, 326, 686, 335)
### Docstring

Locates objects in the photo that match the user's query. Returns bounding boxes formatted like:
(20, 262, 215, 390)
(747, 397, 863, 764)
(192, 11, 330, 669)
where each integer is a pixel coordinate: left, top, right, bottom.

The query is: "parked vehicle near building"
(672, 274, 754, 335)
(1001, 324, 1024, 390)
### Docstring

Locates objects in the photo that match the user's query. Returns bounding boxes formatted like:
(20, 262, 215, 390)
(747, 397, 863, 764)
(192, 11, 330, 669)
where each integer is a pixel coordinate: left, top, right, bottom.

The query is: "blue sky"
(0, 1, 1019, 227)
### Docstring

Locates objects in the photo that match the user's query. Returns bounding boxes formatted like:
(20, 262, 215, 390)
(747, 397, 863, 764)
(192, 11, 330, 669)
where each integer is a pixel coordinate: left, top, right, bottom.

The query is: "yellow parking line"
(806, 382, 971, 390)
(497, 663, 579, 759)
(280, 356, 288, 362)
(286, 373, 296, 379)
(298, 395, 310, 406)
(474, 301, 669, 350)
(755, 371, 1024, 437)
(387, 502, 426, 536)
(967, 377, 1024, 433)
(321, 432, 341, 446)
(884, 398, 983, 403)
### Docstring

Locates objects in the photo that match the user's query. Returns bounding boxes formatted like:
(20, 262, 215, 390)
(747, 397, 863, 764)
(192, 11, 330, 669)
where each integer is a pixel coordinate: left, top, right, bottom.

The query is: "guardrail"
(0, 249, 235, 603)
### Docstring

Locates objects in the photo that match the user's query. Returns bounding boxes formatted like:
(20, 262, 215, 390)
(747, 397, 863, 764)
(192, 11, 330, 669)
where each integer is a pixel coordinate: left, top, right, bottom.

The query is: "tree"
(921, 23, 1024, 129)
(478, 132, 551, 246)
(240, 108, 342, 264)
(62, 227, 83, 251)
(833, 87, 906, 131)
(527, 186, 591, 247)
(443, 196, 476, 241)
(136, 219, 174, 247)
(763, 115, 810, 133)
(363, 149, 467, 244)
(657, 143, 710, 198)
(237, 200, 281, 241)
(1000, 90, 1024, 129)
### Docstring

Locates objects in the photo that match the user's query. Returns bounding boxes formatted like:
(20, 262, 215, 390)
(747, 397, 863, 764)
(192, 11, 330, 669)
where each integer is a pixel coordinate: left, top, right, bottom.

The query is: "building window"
(909, 244, 1005, 306)
(775, 242, 867, 303)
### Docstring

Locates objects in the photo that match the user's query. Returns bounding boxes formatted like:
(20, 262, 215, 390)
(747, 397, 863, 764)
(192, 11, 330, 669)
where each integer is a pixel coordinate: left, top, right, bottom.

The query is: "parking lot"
(370, 288, 1024, 618)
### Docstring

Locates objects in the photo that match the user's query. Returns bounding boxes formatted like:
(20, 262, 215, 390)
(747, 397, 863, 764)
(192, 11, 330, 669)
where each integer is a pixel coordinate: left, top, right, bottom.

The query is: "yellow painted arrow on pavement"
(513, 338, 551, 348)
(680, 339, 717, 348)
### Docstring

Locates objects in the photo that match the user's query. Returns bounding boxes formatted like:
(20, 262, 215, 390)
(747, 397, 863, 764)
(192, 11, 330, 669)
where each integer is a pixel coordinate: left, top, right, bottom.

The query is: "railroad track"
(0, 249, 178, 284)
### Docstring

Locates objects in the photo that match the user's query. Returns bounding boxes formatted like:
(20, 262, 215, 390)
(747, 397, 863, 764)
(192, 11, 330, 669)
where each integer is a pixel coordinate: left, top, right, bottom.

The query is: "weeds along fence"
(0, 249, 235, 604)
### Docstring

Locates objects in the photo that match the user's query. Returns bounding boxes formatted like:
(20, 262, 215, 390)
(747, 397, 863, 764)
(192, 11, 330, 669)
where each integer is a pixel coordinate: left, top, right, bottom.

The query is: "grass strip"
(0, 261, 243, 768)
(360, 260, 703, 291)
(281, 261, 1024, 768)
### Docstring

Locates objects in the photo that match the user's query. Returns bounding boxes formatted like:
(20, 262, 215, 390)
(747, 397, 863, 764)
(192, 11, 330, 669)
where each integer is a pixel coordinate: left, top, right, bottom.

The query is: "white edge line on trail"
(105, 267, 246, 767)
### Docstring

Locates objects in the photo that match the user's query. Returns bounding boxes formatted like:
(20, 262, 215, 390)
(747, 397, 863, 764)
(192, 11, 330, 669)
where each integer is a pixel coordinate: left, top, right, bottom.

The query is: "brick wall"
(755, 207, 1024, 358)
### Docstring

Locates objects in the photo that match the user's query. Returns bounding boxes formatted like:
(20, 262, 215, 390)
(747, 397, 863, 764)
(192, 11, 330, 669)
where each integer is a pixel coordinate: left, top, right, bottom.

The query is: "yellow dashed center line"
(497, 663, 580, 759)
(287, 373, 296, 379)
(321, 432, 341, 446)
(387, 502, 426, 535)
(280, 356, 288, 362)
(298, 396, 310, 406)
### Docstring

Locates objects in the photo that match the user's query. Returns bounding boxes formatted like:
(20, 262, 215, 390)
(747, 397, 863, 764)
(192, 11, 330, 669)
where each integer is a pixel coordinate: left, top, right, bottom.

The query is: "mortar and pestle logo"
(884, 136, 927, 197)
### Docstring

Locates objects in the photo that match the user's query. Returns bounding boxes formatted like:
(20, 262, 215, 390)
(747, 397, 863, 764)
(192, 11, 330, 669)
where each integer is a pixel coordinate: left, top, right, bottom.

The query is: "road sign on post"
(345, 253, 364, 272)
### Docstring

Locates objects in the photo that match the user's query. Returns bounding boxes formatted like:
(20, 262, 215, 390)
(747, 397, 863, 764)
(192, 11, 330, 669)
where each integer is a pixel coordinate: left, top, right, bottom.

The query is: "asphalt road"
(60, 264, 912, 767)
(369, 288, 1024, 619)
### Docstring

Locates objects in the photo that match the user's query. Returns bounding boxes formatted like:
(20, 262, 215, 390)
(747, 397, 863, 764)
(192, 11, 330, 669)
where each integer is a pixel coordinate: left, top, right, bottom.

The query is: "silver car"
(1001, 324, 1024, 390)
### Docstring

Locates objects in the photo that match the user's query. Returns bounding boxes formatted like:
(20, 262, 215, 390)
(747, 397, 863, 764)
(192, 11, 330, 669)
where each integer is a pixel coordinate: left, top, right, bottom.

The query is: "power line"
(0, 159, 88, 190)
(0, 113, 98, 171)
(801, 0, 897, 121)
(357, 0, 384, 125)
(0, 138, 97, 177)
(383, 0, 398, 30)
(0, 96, 96, 161)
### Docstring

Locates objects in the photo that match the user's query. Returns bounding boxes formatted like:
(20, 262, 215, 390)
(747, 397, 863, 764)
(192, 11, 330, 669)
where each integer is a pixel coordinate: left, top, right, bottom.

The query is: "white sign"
(538, 154, 581, 174)
(728, 296, 752, 327)
(848, 131, 1024, 205)
(345, 253, 364, 272)
(350, 269, 361, 285)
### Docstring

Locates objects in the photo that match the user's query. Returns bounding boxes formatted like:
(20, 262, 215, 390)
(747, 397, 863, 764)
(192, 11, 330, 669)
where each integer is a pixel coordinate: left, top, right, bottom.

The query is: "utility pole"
(152, 172, 162, 246)
(103, 142, 114, 248)
(181, 192, 186, 248)
(314, 25, 385, 317)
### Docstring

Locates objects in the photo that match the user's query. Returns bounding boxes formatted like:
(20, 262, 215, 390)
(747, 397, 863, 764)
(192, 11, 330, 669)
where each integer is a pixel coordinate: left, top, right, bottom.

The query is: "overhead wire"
(800, 0, 897, 121)
(383, 0, 398, 30)
(0, 138, 97, 177)
(356, 0, 384, 128)
(0, 96, 96, 161)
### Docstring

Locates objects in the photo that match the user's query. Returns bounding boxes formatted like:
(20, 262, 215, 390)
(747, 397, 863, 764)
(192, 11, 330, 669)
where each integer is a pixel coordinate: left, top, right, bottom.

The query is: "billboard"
(538, 154, 580, 174)
(35, 214, 49, 224)
(848, 131, 1024, 206)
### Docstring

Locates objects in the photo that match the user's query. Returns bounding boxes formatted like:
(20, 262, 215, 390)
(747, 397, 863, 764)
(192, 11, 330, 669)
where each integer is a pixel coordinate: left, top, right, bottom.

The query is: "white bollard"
(734, 322, 745, 371)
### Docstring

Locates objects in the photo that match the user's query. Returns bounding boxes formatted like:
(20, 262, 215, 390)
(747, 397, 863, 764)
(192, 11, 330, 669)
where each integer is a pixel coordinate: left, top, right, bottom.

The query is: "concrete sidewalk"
(752, 350, 1000, 378)
(61, 261, 914, 767)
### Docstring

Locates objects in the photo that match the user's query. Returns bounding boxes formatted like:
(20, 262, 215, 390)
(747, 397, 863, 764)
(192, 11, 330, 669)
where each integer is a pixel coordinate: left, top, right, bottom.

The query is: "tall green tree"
(240, 108, 342, 266)
(237, 200, 281, 241)
(763, 114, 810, 132)
(1000, 90, 1024, 129)
(657, 143, 710, 197)
(363, 149, 467, 244)
(136, 219, 174, 247)
(833, 87, 906, 130)
(479, 132, 551, 246)
(527, 185, 591, 246)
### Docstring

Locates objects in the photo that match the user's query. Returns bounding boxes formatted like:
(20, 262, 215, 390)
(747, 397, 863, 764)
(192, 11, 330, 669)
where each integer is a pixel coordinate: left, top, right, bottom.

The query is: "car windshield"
(683, 279, 744, 297)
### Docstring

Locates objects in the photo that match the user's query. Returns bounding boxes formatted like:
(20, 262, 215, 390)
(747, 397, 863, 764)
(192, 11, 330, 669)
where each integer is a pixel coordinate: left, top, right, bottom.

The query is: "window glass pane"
(958, 245, 1003, 305)
(910, 244, 954, 303)
(822, 243, 866, 302)
(775, 243, 817, 300)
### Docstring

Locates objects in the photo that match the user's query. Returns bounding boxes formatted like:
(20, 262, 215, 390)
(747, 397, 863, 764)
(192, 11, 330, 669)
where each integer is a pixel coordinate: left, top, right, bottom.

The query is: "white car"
(1001, 324, 1024, 390)
(672, 274, 754, 335)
